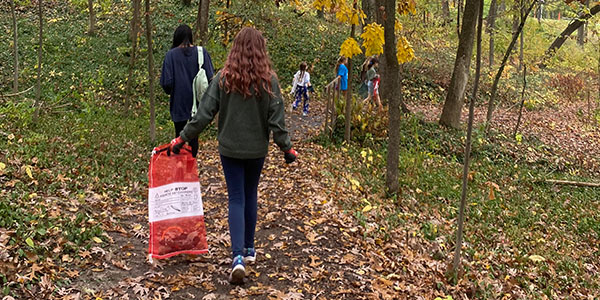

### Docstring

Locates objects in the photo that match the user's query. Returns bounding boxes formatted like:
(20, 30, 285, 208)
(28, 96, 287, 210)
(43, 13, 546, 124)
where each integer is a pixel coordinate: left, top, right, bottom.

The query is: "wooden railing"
(323, 77, 340, 138)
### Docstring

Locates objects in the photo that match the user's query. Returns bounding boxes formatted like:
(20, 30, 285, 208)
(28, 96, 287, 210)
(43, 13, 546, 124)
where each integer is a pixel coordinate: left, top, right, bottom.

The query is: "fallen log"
(545, 179, 600, 188)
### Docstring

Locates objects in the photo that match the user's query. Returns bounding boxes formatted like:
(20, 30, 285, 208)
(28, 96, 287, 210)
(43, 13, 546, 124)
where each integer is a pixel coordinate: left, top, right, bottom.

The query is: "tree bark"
(362, 0, 376, 27)
(195, 0, 210, 45)
(11, 0, 18, 93)
(125, 0, 141, 108)
(518, 0, 524, 72)
(577, 0, 589, 47)
(33, 0, 43, 121)
(514, 65, 527, 137)
(451, 0, 483, 276)
(439, 0, 480, 129)
(88, 0, 96, 34)
(543, 4, 600, 64)
(442, 0, 450, 23)
(145, 0, 156, 142)
(344, 3, 357, 143)
(485, 0, 537, 132)
(487, 0, 497, 68)
(383, 0, 401, 194)
(457, 0, 462, 35)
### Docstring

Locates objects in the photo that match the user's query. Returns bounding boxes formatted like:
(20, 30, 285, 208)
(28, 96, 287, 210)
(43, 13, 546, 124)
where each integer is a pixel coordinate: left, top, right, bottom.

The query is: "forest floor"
(54, 101, 447, 300)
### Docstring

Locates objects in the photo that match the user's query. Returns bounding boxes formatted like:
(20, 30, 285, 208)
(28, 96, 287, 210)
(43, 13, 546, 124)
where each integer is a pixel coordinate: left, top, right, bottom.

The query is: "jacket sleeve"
(159, 51, 173, 95)
(202, 49, 215, 83)
(268, 79, 292, 152)
(180, 73, 221, 142)
(291, 72, 298, 93)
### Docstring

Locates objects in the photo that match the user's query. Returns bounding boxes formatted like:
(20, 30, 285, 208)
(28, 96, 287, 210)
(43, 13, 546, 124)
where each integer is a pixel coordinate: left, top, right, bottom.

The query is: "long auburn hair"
(220, 27, 275, 98)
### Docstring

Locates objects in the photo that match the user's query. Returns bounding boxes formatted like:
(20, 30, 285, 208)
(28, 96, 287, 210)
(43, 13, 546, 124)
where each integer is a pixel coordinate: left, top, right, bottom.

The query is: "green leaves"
(25, 237, 35, 248)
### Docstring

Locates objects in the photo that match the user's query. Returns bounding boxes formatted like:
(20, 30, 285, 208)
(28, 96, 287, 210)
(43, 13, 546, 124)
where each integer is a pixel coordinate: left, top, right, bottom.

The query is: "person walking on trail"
(362, 58, 383, 112)
(168, 27, 298, 285)
(291, 62, 312, 116)
(160, 24, 215, 158)
(335, 56, 348, 95)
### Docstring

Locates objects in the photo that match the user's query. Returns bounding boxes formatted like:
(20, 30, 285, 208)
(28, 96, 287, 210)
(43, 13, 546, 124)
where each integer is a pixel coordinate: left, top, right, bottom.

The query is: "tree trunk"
(383, 0, 401, 194)
(439, 0, 480, 129)
(514, 65, 527, 137)
(442, 0, 450, 23)
(485, 0, 537, 131)
(317, 8, 324, 18)
(145, 0, 156, 142)
(345, 4, 357, 143)
(457, 0, 462, 35)
(88, 0, 96, 34)
(519, 0, 524, 72)
(451, 0, 483, 276)
(125, 0, 141, 108)
(577, 0, 589, 47)
(33, 0, 43, 121)
(11, 0, 18, 93)
(543, 4, 600, 64)
(195, 0, 210, 45)
(362, 0, 376, 27)
(487, 0, 497, 68)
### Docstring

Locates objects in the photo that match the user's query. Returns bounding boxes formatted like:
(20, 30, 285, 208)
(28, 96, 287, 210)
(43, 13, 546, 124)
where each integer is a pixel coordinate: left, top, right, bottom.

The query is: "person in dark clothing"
(160, 24, 215, 158)
(169, 27, 298, 285)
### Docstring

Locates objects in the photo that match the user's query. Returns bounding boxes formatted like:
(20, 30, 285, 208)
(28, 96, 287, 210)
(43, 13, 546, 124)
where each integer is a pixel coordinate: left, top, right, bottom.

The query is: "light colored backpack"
(192, 46, 209, 116)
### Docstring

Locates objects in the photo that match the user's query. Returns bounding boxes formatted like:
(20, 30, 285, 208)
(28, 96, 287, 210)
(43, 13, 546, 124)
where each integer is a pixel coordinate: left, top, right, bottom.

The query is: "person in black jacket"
(160, 24, 214, 158)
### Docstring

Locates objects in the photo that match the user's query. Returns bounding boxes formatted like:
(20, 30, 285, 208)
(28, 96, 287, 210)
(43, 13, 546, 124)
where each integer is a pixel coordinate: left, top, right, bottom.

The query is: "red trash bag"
(148, 143, 208, 262)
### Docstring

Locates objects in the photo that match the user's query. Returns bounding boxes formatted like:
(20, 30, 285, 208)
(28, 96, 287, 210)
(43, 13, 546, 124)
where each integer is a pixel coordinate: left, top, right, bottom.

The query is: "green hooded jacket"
(180, 72, 292, 159)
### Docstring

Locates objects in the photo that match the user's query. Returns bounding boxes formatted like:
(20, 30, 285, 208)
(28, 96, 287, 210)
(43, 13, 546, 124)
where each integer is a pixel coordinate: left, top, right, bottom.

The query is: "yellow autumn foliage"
(360, 23, 385, 57)
(312, 0, 333, 10)
(398, 0, 417, 15)
(339, 37, 363, 59)
(397, 36, 415, 64)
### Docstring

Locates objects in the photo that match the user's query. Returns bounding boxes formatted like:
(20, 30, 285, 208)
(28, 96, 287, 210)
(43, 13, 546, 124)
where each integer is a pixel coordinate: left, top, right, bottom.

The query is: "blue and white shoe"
(228, 255, 245, 284)
(243, 248, 256, 264)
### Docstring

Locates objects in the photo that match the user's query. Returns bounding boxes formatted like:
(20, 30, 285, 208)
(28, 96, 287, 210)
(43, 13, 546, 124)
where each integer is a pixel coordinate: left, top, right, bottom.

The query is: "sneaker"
(228, 255, 245, 284)
(302, 112, 308, 117)
(243, 248, 256, 264)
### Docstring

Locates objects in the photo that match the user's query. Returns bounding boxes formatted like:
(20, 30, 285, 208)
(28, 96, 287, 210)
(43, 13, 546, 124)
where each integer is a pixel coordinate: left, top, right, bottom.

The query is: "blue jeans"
(220, 155, 265, 258)
(293, 85, 309, 114)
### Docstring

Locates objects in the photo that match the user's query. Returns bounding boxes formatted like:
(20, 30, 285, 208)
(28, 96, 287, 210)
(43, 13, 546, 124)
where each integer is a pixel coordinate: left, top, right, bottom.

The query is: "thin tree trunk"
(345, 3, 357, 143)
(145, 0, 156, 142)
(485, 0, 537, 132)
(543, 4, 600, 65)
(383, 0, 401, 194)
(452, 0, 483, 276)
(439, 0, 480, 128)
(487, 0, 497, 68)
(125, 0, 141, 108)
(577, 0, 589, 47)
(33, 0, 43, 121)
(88, 0, 96, 34)
(11, 0, 18, 93)
(519, 0, 524, 72)
(442, 0, 450, 23)
(195, 0, 210, 45)
(514, 65, 527, 137)
(457, 0, 462, 35)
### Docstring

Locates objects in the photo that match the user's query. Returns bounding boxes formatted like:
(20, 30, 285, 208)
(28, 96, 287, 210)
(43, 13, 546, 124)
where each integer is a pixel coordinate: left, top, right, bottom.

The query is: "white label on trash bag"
(148, 181, 203, 222)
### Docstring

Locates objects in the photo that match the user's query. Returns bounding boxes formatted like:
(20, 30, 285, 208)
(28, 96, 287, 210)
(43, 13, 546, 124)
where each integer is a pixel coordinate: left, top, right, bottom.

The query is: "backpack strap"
(192, 46, 204, 116)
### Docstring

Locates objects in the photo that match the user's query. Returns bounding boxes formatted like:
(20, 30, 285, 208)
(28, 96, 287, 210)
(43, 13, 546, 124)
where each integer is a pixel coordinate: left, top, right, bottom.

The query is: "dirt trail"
(69, 100, 395, 299)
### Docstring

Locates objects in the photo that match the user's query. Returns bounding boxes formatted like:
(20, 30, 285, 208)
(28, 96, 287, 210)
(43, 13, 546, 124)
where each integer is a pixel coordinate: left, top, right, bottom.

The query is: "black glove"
(170, 136, 186, 155)
(284, 148, 298, 164)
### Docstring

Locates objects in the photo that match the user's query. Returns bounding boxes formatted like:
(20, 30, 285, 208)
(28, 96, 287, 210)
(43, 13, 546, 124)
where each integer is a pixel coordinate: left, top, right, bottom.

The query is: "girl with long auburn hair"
(169, 27, 298, 284)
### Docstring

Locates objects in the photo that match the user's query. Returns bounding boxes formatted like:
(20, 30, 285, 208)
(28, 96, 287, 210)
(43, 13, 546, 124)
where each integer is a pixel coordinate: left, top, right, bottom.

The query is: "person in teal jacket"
(169, 27, 298, 284)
